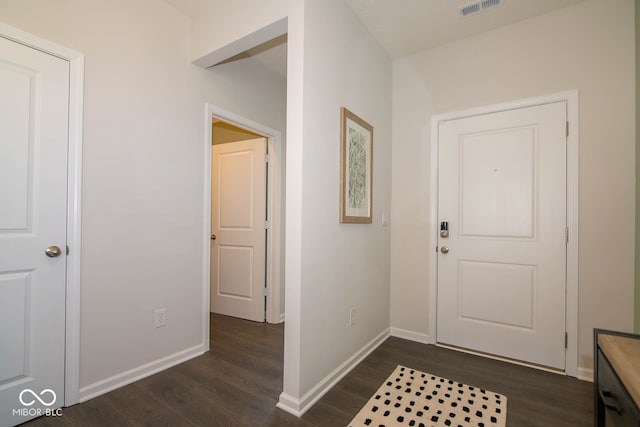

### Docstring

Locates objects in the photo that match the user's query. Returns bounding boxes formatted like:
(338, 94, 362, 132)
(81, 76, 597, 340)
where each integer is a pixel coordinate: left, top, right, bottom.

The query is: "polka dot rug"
(348, 365, 507, 427)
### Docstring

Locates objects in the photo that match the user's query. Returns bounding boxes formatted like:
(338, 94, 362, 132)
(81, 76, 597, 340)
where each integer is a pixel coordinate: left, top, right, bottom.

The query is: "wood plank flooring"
(23, 314, 592, 426)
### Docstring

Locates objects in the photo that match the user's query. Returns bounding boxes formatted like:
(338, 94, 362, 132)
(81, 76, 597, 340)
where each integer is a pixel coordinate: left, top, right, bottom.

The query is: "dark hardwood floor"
(24, 314, 592, 426)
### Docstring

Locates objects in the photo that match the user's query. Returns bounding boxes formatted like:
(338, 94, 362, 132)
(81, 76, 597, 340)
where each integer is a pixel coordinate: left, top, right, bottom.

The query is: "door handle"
(211, 234, 216, 241)
(440, 246, 449, 254)
(599, 390, 622, 414)
(45, 246, 62, 257)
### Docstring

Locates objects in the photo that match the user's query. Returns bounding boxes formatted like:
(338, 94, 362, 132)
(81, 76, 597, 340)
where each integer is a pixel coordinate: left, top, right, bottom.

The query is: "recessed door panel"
(218, 246, 254, 299)
(218, 151, 255, 229)
(461, 127, 535, 238)
(0, 63, 34, 231)
(459, 261, 535, 329)
(0, 272, 32, 381)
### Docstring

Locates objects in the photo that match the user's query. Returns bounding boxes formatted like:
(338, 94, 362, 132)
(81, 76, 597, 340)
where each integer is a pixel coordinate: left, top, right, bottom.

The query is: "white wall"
(391, 0, 635, 372)
(295, 0, 392, 400)
(0, 0, 286, 394)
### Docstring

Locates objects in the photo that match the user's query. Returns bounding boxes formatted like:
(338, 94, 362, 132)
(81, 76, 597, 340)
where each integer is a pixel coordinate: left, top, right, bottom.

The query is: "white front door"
(210, 138, 266, 322)
(437, 102, 567, 370)
(0, 37, 69, 424)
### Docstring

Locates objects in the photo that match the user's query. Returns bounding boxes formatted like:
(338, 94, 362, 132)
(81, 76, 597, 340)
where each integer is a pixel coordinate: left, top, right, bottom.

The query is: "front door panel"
(437, 102, 567, 370)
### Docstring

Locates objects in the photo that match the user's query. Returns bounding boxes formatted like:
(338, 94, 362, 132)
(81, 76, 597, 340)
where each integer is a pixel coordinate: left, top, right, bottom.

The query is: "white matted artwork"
(340, 107, 373, 223)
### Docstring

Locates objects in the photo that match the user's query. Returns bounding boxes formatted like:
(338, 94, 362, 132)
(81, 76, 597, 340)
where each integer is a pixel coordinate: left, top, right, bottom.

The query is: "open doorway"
(210, 121, 267, 322)
(202, 106, 285, 347)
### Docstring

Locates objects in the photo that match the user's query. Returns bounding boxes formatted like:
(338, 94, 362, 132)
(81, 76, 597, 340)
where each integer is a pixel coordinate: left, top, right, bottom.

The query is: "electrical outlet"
(349, 307, 356, 326)
(154, 308, 167, 328)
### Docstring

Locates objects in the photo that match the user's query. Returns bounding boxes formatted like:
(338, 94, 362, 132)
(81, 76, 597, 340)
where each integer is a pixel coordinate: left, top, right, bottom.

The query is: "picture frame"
(340, 107, 373, 224)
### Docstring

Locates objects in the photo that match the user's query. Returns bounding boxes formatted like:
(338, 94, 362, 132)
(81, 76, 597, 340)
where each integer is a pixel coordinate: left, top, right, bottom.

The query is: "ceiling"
(164, 0, 586, 77)
(344, 0, 585, 58)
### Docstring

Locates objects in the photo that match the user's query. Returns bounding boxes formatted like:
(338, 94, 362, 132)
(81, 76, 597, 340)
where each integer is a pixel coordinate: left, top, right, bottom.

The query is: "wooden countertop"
(599, 334, 640, 408)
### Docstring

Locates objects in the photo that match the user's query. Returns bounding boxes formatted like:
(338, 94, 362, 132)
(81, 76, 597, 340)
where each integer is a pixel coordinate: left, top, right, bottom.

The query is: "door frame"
(428, 91, 579, 377)
(202, 103, 284, 346)
(0, 23, 84, 405)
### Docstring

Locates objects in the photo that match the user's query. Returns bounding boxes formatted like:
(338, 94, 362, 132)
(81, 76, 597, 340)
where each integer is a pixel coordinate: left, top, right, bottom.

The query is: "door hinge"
(265, 154, 270, 163)
(435, 245, 438, 253)
(264, 220, 269, 230)
(565, 332, 568, 349)
(263, 287, 269, 297)
(66, 245, 70, 255)
(565, 227, 569, 243)
(566, 121, 569, 137)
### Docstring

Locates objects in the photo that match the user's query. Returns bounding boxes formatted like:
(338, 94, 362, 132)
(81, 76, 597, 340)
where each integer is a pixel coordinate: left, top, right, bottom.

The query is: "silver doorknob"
(440, 246, 449, 254)
(45, 246, 62, 257)
(211, 234, 216, 240)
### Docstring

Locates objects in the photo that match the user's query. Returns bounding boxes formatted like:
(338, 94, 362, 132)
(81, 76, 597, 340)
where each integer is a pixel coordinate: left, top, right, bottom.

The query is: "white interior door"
(210, 138, 266, 322)
(437, 102, 567, 370)
(0, 37, 69, 424)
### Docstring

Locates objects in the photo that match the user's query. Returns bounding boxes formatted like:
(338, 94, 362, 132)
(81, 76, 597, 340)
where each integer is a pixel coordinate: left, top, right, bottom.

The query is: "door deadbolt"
(440, 221, 449, 238)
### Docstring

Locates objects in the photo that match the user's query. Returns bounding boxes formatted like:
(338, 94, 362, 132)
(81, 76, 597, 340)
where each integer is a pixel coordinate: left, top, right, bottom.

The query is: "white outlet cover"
(154, 309, 167, 327)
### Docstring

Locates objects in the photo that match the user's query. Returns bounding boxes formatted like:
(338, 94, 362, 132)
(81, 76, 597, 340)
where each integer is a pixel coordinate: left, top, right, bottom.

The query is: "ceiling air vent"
(460, 0, 502, 17)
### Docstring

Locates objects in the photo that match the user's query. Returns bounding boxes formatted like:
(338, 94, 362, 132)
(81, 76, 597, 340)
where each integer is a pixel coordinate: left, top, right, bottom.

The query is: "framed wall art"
(340, 107, 373, 224)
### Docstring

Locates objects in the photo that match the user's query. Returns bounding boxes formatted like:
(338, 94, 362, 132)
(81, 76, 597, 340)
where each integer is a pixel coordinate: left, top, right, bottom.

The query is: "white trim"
(193, 17, 287, 68)
(428, 90, 580, 376)
(577, 367, 594, 383)
(277, 328, 390, 417)
(0, 22, 84, 407)
(203, 103, 284, 327)
(390, 327, 430, 344)
(202, 105, 212, 351)
(278, 313, 285, 323)
(78, 345, 205, 402)
(428, 119, 439, 346)
(276, 392, 302, 417)
(564, 93, 580, 378)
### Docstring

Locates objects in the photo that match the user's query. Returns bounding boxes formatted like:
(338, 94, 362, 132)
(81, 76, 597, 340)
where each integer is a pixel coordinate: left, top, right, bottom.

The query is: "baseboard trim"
(577, 366, 594, 382)
(277, 328, 390, 417)
(278, 313, 285, 323)
(78, 344, 205, 402)
(390, 327, 430, 344)
(276, 393, 302, 417)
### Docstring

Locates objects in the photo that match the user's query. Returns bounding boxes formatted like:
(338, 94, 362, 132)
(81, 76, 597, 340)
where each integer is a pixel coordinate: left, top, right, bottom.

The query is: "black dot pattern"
(348, 366, 507, 427)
